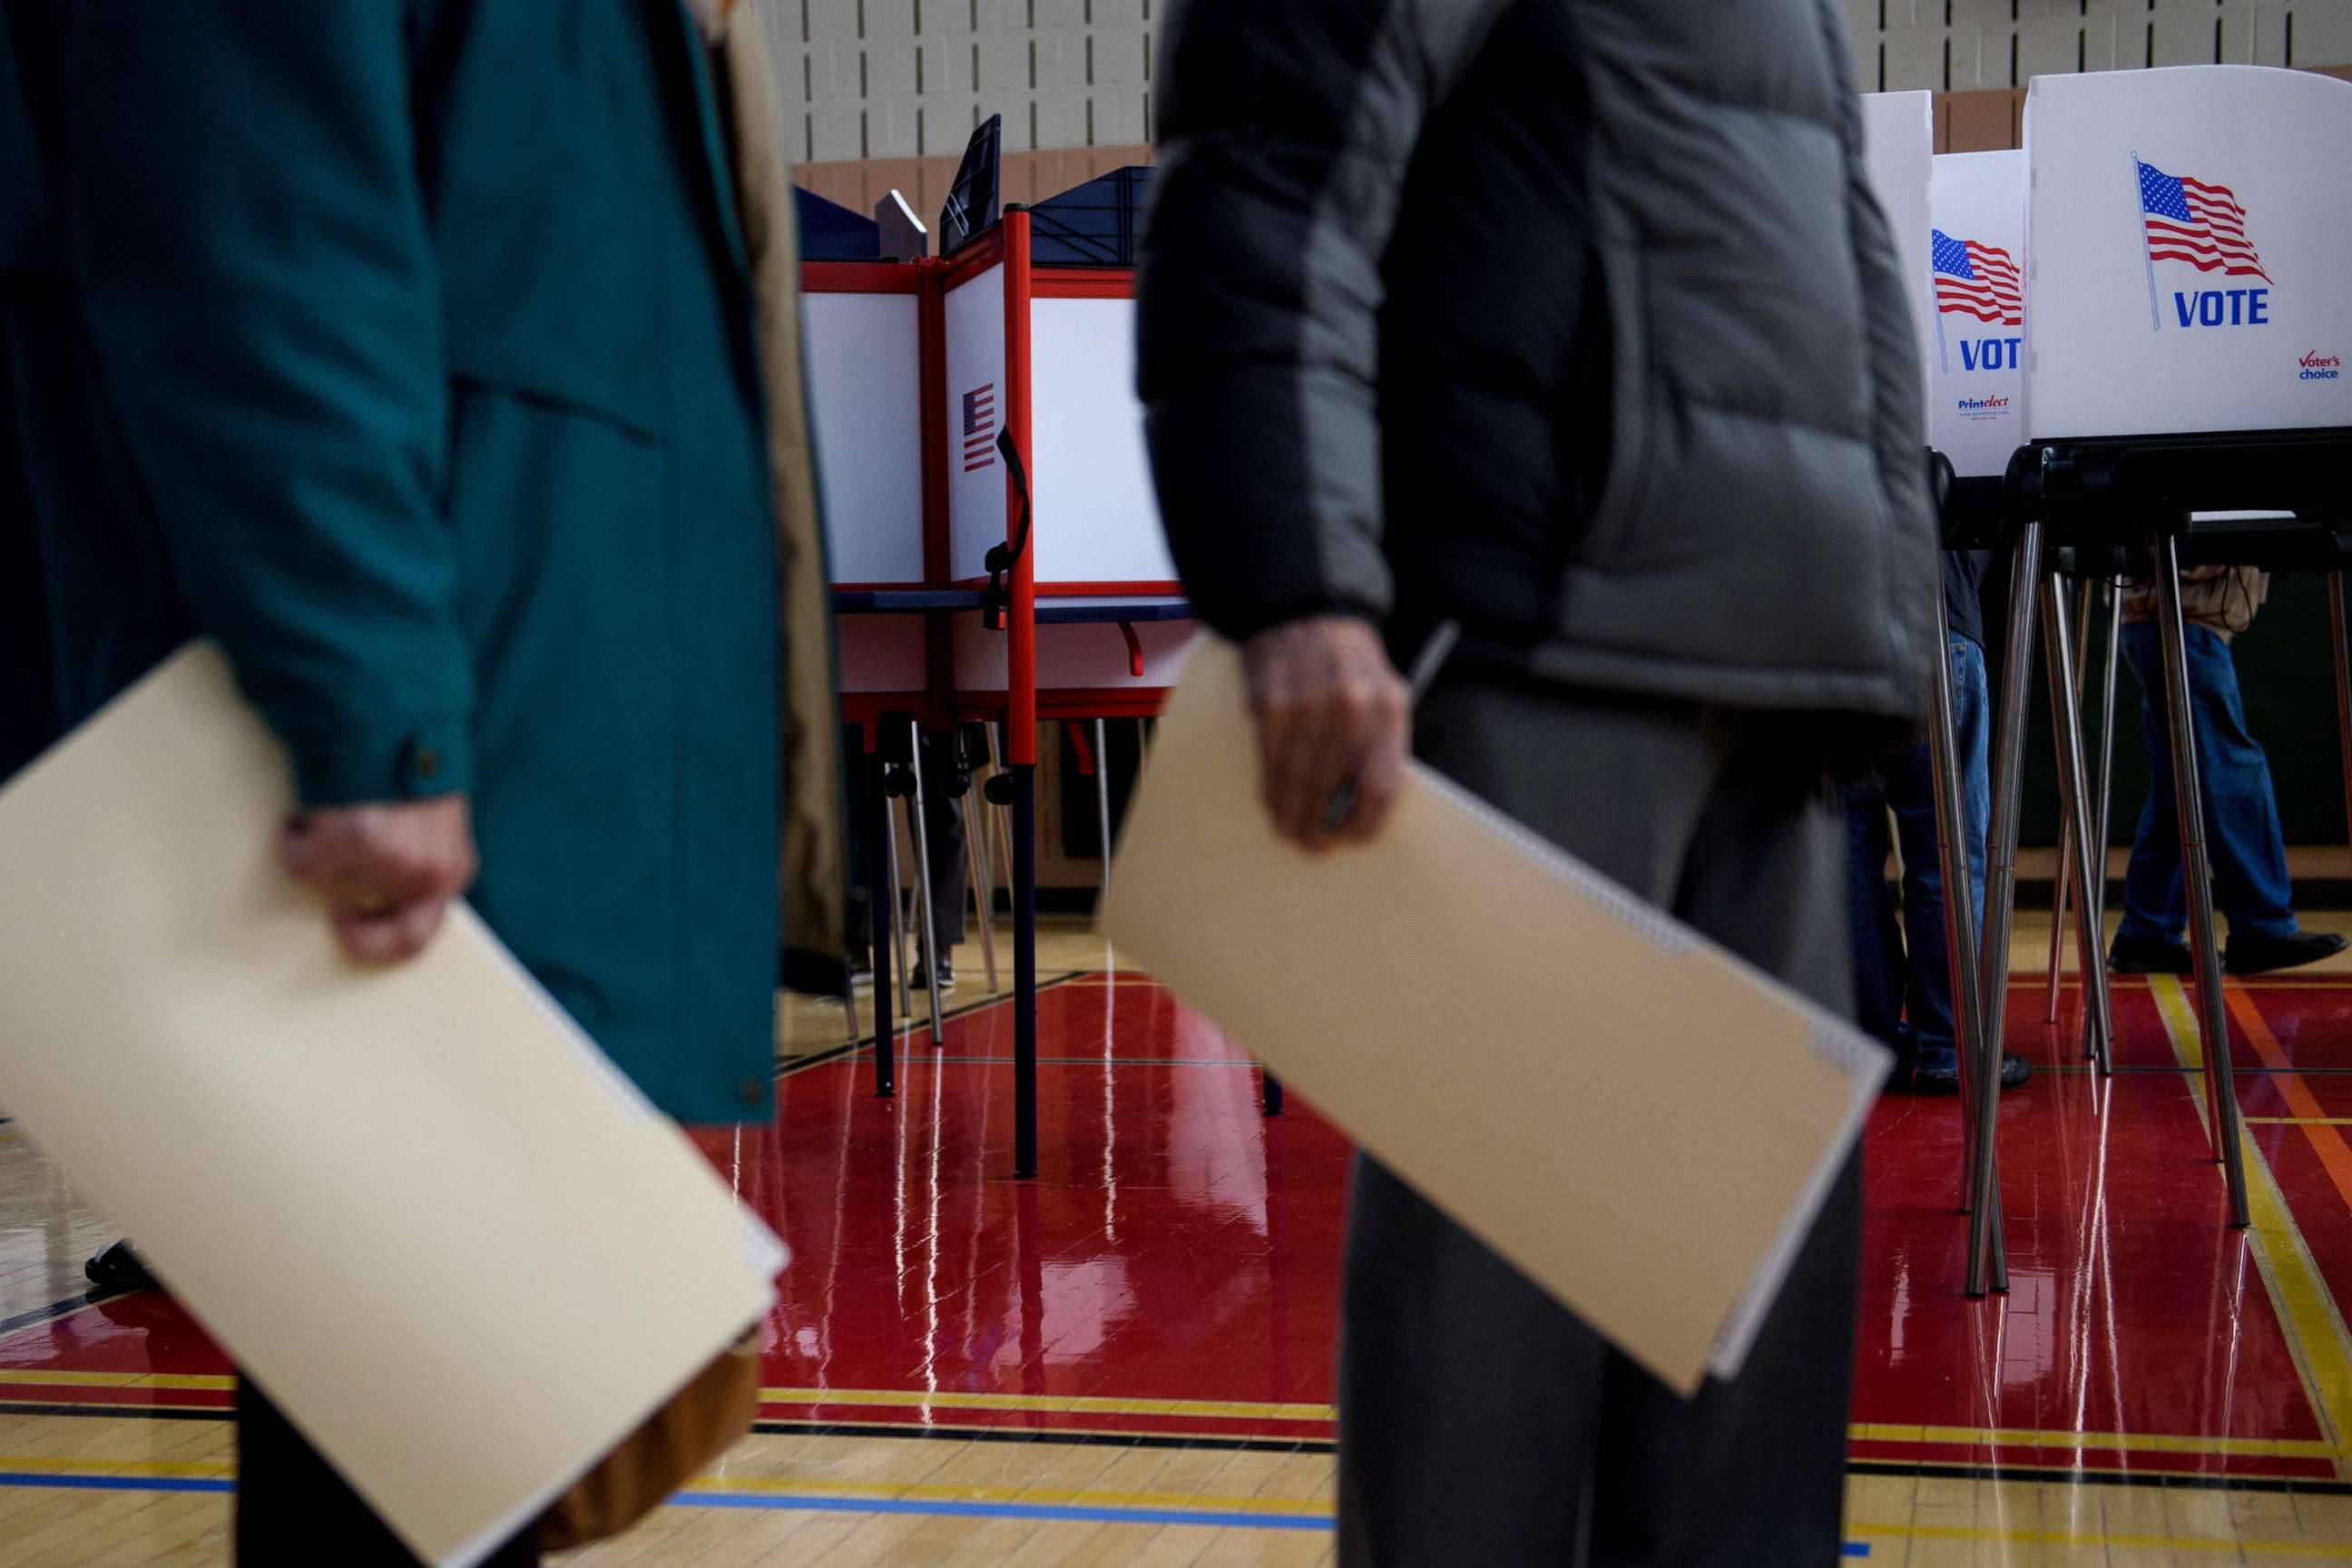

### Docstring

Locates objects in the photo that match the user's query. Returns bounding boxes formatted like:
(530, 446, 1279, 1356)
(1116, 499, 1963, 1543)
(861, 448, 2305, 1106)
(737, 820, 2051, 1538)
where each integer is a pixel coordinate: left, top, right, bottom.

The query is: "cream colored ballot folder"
(0, 645, 787, 1568)
(1105, 640, 1888, 1395)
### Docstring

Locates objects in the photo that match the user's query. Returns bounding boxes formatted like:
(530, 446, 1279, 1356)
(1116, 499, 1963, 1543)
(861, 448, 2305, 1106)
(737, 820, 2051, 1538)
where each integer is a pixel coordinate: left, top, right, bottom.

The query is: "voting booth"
(800, 167, 1200, 1176)
(806, 260, 933, 705)
(1860, 93, 1936, 426)
(938, 207, 1193, 718)
(2024, 68, 2352, 442)
(1860, 94, 2027, 1296)
(1980, 66, 2352, 1238)
(1929, 152, 2027, 482)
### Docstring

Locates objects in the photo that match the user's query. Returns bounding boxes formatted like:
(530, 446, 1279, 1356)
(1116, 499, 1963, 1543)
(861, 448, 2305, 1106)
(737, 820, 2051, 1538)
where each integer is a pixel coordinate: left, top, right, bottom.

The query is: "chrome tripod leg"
(984, 723, 1017, 917)
(1094, 717, 1113, 906)
(966, 795, 1000, 994)
(2041, 574, 2114, 1079)
(2154, 539, 2250, 1229)
(1930, 593, 2001, 1285)
(884, 788, 911, 1020)
(1972, 518, 2046, 1297)
(906, 721, 949, 1049)
(2331, 575, 2352, 867)
(2091, 576, 2123, 1016)
(2045, 580, 2096, 1024)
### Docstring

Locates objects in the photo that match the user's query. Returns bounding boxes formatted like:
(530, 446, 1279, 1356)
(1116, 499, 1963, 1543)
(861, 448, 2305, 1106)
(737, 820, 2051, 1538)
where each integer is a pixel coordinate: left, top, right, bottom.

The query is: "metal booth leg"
(2046, 579, 2095, 1023)
(2091, 575, 2124, 1014)
(906, 720, 950, 1049)
(2153, 536, 2251, 1229)
(2040, 575, 2115, 1077)
(1972, 517, 2047, 1297)
(985, 722, 1019, 925)
(2330, 574, 2352, 862)
(867, 746, 896, 1098)
(1094, 717, 1113, 905)
(1012, 752, 1040, 1180)
(883, 765, 913, 1020)
(965, 793, 1000, 994)
(1929, 589, 2004, 1284)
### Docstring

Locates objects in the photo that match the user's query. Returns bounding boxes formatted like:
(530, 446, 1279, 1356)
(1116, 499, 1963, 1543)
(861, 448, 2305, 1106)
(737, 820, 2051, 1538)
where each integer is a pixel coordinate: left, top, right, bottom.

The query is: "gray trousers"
(1338, 679, 1861, 1568)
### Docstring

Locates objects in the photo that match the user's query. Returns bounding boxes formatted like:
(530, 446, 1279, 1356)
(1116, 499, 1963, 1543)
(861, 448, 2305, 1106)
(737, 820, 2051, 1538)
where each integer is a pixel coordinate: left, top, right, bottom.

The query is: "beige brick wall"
(760, 0, 2352, 215)
(1847, 0, 2352, 93)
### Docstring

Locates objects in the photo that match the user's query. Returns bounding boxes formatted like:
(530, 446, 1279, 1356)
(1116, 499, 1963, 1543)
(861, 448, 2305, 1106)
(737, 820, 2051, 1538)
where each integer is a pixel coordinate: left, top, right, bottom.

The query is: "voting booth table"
(803, 171, 1200, 1176)
(1974, 68, 2352, 1270)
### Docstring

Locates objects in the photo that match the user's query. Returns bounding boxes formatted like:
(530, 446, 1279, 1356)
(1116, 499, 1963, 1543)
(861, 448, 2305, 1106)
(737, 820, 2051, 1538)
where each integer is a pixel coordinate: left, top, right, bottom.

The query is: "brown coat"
(2122, 564, 2269, 642)
(717, 13, 848, 968)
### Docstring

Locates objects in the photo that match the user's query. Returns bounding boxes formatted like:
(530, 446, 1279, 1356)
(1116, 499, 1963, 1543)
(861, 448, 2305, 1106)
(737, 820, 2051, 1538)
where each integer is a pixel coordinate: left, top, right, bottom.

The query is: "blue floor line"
(669, 1489, 1333, 1529)
(0, 1472, 235, 1494)
(0, 1470, 1874, 1552)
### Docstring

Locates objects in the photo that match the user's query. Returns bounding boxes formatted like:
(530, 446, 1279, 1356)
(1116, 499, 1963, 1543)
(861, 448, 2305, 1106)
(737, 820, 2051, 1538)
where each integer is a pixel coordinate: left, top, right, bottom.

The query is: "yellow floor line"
(0, 1453, 1321, 1516)
(756, 1387, 1335, 1421)
(0, 1370, 231, 1390)
(1847, 1422, 2335, 1459)
(2248, 1117, 2352, 1127)
(2153, 975, 2352, 1482)
(1, 1371, 2338, 1465)
(1851, 1518, 2352, 1559)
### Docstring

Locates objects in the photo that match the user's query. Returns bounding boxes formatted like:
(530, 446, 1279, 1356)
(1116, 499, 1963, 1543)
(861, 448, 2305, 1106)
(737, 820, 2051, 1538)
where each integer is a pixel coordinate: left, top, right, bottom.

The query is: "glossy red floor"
(5, 969, 2349, 1494)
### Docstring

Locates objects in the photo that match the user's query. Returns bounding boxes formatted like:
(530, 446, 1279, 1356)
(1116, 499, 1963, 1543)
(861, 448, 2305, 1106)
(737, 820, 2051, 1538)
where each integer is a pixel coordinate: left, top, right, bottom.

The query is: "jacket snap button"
(740, 1080, 763, 1105)
(413, 745, 441, 780)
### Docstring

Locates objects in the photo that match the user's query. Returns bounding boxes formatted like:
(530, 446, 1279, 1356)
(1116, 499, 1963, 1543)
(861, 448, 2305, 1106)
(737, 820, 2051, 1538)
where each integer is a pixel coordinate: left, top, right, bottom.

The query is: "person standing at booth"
(0, 2, 838, 1560)
(1139, 1, 1939, 1562)
(1845, 554, 2033, 1095)
(2108, 565, 2347, 976)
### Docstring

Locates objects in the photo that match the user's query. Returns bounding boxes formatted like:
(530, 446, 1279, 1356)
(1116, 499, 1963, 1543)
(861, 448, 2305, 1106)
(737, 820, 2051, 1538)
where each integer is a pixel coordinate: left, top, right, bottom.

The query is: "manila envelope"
(0, 645, 786, 1567)
(1103, 638, 1887, 1394)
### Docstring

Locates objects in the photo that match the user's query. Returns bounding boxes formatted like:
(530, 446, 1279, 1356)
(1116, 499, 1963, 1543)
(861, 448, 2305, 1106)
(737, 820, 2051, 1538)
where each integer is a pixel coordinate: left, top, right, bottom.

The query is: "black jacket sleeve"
(1135, 0, 1510, 641)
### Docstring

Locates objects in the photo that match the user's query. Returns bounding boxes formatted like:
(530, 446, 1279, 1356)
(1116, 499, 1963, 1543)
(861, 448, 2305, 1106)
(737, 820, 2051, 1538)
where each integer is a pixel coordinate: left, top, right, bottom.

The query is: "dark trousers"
(1338, 680, 1859, 1567)
(237, 1378, 539, 1566)
(845, 726, 970, 957)
(1844, 635, 1991, 1074)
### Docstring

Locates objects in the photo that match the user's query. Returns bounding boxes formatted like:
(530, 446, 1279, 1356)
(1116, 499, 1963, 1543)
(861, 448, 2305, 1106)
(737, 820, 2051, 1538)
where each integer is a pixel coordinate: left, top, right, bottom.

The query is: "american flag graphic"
(1930, 229, 2023, 328)
(962, 382, 997, 473)
(2136, 159, 2269, 282)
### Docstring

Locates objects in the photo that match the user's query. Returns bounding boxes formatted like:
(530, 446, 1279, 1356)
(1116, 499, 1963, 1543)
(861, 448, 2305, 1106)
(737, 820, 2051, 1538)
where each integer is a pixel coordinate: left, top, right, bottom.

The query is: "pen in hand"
(1318, 620, 1461, 836)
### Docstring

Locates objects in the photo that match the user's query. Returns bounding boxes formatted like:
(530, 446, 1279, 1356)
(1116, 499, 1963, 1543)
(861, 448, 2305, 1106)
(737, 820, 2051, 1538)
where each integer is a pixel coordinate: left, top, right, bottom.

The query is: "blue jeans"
(2116, 622, 2298, 944)
(1846, 636, 1990, 1073)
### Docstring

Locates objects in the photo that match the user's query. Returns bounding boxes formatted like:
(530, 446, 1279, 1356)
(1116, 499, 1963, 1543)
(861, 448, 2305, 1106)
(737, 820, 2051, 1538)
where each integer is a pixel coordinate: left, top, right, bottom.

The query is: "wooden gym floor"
(5, 914, 2352, 1564)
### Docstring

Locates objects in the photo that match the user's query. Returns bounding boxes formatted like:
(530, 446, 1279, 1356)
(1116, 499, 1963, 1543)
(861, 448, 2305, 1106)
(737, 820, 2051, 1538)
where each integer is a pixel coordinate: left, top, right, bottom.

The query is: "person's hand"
(1240, 615, 1410, 851)
(280, 795, 478, 964)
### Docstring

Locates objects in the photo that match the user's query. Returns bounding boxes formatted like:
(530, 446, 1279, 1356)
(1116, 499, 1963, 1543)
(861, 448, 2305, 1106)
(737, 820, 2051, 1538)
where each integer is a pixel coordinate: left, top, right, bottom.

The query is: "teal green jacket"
(1, 2, 780, 1123)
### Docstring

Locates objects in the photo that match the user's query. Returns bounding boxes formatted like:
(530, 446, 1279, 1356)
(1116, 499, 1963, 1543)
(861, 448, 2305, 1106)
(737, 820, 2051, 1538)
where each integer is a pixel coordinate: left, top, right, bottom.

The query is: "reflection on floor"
(4, 913, 2352, 1564)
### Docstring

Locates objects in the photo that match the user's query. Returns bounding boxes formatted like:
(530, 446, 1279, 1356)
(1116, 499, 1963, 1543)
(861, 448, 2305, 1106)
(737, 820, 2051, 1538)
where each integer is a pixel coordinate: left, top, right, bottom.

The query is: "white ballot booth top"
(1860, 92, 1937, 429)
(940, 238, 1192, 714)
(1931, 152, 2028, 479)
(801, 229, 1194, 722)
(2025, 66, 2352, 440)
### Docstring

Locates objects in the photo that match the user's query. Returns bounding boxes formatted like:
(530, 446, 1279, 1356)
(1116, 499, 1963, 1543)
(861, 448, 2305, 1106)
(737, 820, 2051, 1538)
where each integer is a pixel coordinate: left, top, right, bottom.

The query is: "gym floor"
(3, 915, 2351, 1566)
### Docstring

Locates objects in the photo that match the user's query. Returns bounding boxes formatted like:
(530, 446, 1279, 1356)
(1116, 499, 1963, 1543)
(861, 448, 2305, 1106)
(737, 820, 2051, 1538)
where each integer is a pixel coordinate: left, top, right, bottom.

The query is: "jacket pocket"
(1570, 240, 1656, 571)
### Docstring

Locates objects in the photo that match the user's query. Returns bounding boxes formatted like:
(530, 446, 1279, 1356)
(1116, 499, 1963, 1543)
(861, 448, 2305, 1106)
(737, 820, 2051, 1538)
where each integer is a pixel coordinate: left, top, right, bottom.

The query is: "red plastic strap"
(1066, 720, 1097, 777)
(1118, 620, 1144, 678)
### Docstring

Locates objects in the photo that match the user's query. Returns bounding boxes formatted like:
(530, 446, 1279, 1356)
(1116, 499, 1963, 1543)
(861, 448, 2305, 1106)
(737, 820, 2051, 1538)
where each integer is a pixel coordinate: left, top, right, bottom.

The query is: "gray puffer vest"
(1140, 0, 1938, 732)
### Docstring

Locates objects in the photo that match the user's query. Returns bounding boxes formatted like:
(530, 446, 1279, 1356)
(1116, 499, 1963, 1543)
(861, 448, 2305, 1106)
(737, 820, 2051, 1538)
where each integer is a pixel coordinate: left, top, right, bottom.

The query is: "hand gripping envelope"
(1103, 637, 1889, 1394)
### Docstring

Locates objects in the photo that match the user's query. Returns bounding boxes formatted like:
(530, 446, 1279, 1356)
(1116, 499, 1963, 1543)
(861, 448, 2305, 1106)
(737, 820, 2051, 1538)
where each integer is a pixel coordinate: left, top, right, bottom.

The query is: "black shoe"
(85, 1240, 156, 1296)
(909, 963, 956, 995)
(1903, 1054, 2032, 1095)
(2226, 929, 2350, 976)
(2109, 934, 2193, 974)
